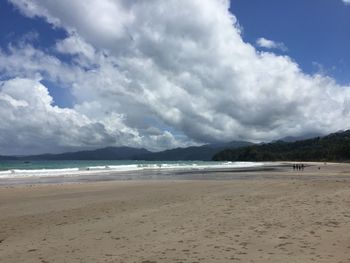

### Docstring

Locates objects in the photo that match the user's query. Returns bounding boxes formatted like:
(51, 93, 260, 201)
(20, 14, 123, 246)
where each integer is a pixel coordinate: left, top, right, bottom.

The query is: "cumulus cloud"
(343, 0, 350, 5)
(55, 33, 95, 60)
(256, 37, 287, 51)
(2, 0, 350, 154)
(0, 78, 108, 154)
(0, 77, 189, 155)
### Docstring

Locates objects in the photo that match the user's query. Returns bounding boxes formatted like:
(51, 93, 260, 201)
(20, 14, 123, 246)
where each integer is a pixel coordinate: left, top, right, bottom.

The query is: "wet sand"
(1, 163, 350, 262)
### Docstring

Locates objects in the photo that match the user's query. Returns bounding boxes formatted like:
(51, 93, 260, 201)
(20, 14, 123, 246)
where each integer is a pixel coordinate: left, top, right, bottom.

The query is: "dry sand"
(1, 163, 350, 262)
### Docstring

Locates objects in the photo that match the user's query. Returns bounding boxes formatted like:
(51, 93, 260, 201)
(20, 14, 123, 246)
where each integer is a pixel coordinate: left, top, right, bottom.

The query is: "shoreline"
(0, 161, 266, 183)
(0, 162, 277, 186)
(0, 161, 349, 187)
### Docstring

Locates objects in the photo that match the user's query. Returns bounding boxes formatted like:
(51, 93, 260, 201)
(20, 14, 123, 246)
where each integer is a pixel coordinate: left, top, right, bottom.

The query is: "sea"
(0, 160, 264, 179)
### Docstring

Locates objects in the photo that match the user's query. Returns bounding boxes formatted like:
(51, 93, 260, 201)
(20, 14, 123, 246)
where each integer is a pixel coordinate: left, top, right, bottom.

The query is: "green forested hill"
(212, 130, 350, 162)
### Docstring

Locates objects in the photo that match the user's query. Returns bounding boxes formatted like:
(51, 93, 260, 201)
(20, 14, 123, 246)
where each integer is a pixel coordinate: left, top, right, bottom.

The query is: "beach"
(1, 163, 350, 262)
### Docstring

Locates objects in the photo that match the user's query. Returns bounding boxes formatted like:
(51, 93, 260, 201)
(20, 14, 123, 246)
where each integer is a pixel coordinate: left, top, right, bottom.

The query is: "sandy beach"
(1, 163, 350, 262)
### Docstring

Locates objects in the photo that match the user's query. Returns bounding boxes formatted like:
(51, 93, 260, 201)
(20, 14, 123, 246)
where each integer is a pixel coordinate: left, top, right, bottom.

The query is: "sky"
(1, 0, 350, 155)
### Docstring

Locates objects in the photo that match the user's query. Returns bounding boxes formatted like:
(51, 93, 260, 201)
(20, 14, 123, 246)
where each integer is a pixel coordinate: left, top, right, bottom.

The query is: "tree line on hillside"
(212, 130, 350, 162)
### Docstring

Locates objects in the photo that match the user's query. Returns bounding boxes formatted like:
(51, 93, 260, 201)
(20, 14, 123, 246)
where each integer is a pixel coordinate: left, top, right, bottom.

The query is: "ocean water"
(0, 160, 264, 179)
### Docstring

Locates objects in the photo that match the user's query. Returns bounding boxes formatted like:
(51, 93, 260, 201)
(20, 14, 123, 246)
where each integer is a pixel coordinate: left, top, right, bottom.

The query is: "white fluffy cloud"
(2, 0, 350, 154)
(256, 37, 287, 51)
(0, 77, 189, 154)
(343, 0, 350, 5)
(0, 78, 108, 154)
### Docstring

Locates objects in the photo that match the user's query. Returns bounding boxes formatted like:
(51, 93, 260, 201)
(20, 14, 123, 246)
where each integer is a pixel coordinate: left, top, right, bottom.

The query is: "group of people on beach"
(293, 163, 305, 171)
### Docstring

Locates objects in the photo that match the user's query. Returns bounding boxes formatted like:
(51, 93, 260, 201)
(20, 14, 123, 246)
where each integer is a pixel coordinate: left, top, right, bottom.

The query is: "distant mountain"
(276, 132, 324, 143)
(133, 141, 254, 161)
(0, 155, 17, 161)
(0, 141, 253, 161)
(213, 130, 350, 162)
(23, 147, 152, 160)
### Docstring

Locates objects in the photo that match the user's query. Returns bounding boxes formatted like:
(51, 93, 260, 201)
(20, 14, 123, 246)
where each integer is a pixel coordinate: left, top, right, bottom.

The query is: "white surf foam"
(0, 162, 264, 179)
